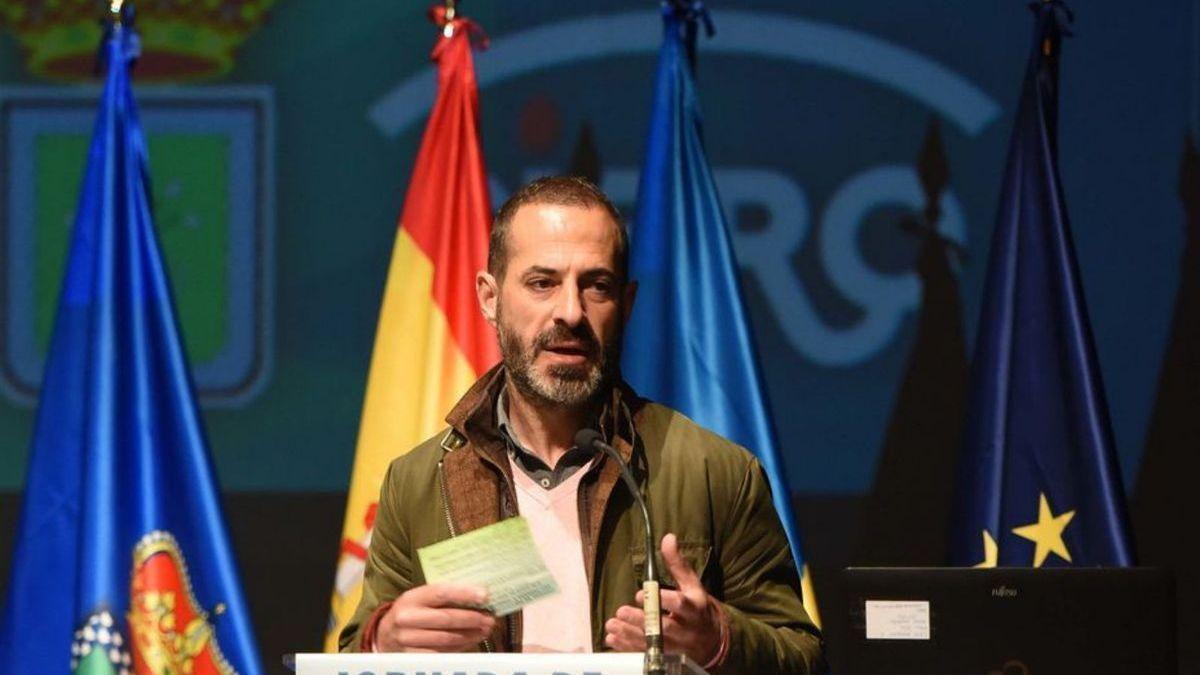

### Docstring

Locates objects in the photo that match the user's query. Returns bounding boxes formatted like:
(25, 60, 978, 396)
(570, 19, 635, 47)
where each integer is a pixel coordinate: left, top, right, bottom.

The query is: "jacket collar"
(442, 363, 642, 463)
(437, 363, 646, 543)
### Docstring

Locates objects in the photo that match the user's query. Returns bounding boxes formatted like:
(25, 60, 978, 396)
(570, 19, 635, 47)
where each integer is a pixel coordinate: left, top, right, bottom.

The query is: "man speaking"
(339, 176, 827, 674)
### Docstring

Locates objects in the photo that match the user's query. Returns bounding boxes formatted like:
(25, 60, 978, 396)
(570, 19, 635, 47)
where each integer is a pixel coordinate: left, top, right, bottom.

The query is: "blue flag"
(951, 1, 1134, 569)
(0, 12, 262, 675)
(622, 2, 815, 610)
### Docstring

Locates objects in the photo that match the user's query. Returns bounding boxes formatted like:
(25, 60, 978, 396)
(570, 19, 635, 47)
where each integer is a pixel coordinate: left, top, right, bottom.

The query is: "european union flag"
(0, 10, 262, 674)
(951, 1, 1134, 569)
(622, 2, 815, 610)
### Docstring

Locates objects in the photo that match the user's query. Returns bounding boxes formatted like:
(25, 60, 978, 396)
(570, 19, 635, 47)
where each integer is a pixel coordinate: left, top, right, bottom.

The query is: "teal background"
(2, 3, 1199, 670)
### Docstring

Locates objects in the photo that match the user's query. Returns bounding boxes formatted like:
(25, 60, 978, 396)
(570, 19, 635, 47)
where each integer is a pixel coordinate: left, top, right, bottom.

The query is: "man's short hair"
(489, 176, 628, 282)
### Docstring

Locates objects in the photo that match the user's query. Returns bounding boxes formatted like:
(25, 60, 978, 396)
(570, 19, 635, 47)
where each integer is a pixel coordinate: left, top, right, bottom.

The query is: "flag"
(951, 1, 1134, 569)
(0, 9, 262, 675)
(622, 2, 818, 620)
(324, 6, 498, 650)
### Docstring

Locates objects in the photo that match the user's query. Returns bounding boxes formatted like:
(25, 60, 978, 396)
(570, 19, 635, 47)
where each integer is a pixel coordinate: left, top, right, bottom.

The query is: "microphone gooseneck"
(574, 428, 666, 675)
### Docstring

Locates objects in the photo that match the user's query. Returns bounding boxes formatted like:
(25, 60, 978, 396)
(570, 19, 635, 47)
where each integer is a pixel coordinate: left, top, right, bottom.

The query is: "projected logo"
(0, 0, 278, 82)
(369, 10, 1001, 367)
(0, 88, 274, 406)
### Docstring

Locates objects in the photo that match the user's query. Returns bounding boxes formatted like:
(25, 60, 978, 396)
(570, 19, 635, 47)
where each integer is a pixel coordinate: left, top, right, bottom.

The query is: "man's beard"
(498, 310, 622, 409)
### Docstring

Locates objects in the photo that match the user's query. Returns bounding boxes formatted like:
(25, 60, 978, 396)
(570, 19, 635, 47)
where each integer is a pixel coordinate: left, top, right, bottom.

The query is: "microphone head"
(574, 427, 604, 452)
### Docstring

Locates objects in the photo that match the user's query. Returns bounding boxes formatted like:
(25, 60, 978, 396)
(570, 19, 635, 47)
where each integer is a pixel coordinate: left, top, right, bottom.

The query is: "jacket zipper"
(438, 459, 495, 654)
(437, 460, 459, 537)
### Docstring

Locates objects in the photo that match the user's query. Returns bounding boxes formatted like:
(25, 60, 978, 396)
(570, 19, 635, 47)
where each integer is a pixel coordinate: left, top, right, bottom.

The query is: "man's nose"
(552, 284, 585, 326)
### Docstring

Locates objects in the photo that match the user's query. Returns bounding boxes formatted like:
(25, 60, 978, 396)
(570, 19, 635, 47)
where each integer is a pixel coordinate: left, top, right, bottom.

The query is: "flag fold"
(325, 6, 498, 650)
(622, 1, 817, 617)
(0, 12, 262, 675)
(951, 0, 1134, 569)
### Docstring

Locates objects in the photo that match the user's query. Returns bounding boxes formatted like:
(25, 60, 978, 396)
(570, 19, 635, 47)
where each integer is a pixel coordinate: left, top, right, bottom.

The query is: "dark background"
(2, 1, 1198, 672)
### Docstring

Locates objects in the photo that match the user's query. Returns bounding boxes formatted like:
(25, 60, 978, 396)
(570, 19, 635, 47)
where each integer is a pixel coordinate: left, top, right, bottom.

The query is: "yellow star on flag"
(973, 530, 998, 568)
(1011, 493, 1075, 567)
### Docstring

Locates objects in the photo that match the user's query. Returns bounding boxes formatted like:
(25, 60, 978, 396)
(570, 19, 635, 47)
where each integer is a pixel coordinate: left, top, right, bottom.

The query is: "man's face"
(477, 202, 635, 409)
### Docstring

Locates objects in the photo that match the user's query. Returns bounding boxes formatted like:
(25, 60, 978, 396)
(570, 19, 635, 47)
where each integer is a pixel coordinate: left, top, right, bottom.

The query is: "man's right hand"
(375, 584, 496, 652)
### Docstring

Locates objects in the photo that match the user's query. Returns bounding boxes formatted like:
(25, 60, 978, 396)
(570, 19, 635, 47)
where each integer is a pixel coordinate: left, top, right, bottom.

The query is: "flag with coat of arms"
(0, 6, 262, 674)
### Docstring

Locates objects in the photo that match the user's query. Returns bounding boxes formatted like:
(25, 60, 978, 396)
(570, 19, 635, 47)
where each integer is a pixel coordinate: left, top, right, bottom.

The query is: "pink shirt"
(510, 454, 594, 653)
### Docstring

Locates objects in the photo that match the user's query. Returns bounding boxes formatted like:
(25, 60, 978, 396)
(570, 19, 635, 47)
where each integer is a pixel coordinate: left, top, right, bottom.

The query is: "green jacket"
(340, 366, 827, 674)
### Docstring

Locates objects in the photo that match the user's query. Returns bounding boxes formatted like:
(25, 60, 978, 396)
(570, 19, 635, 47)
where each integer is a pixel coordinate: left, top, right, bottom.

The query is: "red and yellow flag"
(325, 8, 498, 651)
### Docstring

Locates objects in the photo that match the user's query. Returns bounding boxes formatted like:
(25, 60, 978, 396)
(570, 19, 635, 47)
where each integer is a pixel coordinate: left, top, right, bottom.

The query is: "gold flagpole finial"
(442, 0, 457, 37)
(1041, 0, 1056, 56)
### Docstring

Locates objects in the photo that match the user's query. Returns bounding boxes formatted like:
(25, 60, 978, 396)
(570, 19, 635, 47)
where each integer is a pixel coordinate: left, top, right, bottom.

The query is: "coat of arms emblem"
(127, 531, 236, 675)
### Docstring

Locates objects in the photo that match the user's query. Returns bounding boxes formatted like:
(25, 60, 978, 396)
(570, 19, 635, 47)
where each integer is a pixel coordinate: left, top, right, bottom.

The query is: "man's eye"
(587, 281, 614, 298)
(528, 278, 554, 290)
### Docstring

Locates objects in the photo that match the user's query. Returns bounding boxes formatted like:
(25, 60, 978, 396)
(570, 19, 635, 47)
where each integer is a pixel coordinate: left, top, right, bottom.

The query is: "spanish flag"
(324, 8, 498, 651)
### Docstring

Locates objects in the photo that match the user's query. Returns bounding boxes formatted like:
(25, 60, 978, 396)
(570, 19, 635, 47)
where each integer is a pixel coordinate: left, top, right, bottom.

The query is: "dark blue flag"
(952, 1, 1134, 568)
(622, 2, 817, 613)
(0, 9, 262, 674)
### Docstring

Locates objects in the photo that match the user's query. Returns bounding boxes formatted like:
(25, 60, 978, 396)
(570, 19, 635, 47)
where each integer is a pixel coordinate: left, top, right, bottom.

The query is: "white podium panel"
(292, 652, 707, 675)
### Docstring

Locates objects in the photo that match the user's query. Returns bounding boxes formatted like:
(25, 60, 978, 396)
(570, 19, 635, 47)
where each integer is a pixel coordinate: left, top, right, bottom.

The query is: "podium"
(287, 653, 708, 675)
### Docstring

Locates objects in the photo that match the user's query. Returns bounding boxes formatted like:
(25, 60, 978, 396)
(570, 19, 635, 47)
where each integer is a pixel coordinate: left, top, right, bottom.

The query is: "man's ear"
(477, 270, 499, 326)
(622, 280, 638, 324)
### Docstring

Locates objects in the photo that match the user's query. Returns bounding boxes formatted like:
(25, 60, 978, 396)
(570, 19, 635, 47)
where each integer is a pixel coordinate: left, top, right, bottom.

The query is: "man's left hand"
(603, 533, 725, 665)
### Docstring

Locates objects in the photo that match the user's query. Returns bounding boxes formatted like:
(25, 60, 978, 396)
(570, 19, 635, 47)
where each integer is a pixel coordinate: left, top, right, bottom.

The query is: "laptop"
(840, 567, 1176, 675)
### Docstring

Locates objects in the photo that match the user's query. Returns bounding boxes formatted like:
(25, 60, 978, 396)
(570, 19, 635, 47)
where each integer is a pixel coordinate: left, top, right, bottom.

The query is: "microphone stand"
(575, 429, 666, 675)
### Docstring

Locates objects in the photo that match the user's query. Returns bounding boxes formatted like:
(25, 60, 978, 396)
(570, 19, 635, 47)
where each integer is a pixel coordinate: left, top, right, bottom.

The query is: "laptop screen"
(839, 567, 1176, 675)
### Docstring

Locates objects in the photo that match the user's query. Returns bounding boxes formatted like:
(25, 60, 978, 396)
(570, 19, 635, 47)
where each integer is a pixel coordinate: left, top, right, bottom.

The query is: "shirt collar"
(495, 385, 600, 474)
(495, 386, 521, 451)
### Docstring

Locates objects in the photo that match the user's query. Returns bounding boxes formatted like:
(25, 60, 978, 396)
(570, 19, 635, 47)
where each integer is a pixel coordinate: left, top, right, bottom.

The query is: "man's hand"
(376, 584, 496, 653)
(603, 533, 725, 665)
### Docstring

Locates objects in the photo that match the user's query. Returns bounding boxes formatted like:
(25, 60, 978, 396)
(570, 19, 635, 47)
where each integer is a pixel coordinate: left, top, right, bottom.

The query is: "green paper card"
(417, 517, 560, 617)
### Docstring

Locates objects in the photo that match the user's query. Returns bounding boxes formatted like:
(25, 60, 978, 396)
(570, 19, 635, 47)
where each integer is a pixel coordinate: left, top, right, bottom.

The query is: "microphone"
(575, 428, 666, 675)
